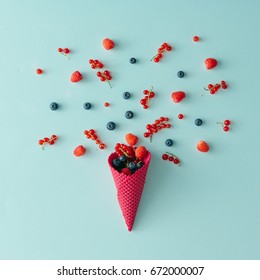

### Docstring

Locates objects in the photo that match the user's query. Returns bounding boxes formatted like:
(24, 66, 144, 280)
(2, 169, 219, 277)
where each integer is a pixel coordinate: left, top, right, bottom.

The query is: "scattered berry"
(193, 36, 200, 42)
(224, 119, 231, 126)
(195, 118, 203, 126)
(162, 154, 169, 160)
(197, 140, 209, 152)
(89, 59, 112, 88)
(125, 111, 134, 119)
(106, 121, 116, 130)
(63, 48, 70, 54)
(50, 102, 59, 111)
(171, 91, 186, 103)
(162, 152, 181, 166)
(204, 58, 218, 70)
(58, 48, 71, 58)
(36, 68, 43, 75)
(204, 81, 228, 94)
(151, 42, 172, 62)
(165, 139, 173, 147)
(89, 59, 104, 69)
(38, 135, 58, 150)
(135, 146, 148, 160)
(217, 119, 231, 132)
(103, 38, 115, 50)
(177, 71, 185, 78)
(129, 58, 137, 64)
(144, 117, 171, 142)
(125, 133, 138, 146)
(84, 129, 106, 149)
(73, 145, 86, 157)
(223, 126, 229, 132)
(83, 102, 92, 110)
(104, 102, 110, 107)
(123, 92, 131, 99)
(57, 48, 63, 53)
(178, 114, 184, 119)
(140, 87, 155, 109)
(70, 71, 82, 83)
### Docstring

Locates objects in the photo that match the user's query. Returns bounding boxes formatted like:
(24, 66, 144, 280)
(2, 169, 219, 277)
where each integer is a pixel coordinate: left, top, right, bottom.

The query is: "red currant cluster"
(162, 152, 181, 165)
(114, 143, 135, 160)
(84, 129, 106, 149)
(57, 48, 70, 57)
(38, 135, 58, 149)
(217, 119, 231, 132)
(205, 80, 228, 94)
(89, 59, 104, 69)
(140, 87, 155, 109)
(144, 117, 171, 142)
(151, 42, 172, 63)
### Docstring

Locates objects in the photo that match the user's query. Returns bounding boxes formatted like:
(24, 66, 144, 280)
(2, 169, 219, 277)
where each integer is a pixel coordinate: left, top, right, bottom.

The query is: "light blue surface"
(0, 0, 260, 260)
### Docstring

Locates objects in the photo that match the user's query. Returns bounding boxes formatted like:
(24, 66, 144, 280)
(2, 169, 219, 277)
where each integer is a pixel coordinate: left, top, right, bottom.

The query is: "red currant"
(166, 46, 172, 51)
(100, 76, 106, 82)
(169, 156, 174, 162)
(178, 114, 184, 119)
(144, 132, 150, 138)
(224, 120, 231, 126)
(36, 68, 43, 75)
(149, 92, 155, 98)
(57, 48, 63, 52)
(63, 48, 70, 54)
(104, 70, 110, 76)
(104, 102, 110, 107)
(223, 126, 229, 132)
(97, 71, 102, 77)
(154, 57, 159, 63)
(38, 140, 44, 145)
(193, 36, 200, 42)
(162, 154, 169, 160)
(173, 158, 180, 164)
(143, 105, 149, 109)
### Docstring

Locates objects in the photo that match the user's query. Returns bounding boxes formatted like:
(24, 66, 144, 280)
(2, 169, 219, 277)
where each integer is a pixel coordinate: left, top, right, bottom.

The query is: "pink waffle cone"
(108, 152, 151, 231)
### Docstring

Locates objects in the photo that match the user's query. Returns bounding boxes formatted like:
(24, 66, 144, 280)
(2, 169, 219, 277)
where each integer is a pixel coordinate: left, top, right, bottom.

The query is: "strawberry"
(70, 71, 82, 82)
(121, 168, 132, 176)
(125, 133, 138, 146)
(171, 91, 186, 103)
(103, 38, 115, 50)
(135, 146, 148, 160)
(73, 145, 86, 157)
(204, 58, 218, 70)
(196, 141, 209, 152)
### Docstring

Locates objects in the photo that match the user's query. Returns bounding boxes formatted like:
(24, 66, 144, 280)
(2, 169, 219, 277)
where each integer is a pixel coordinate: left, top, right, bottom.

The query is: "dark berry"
(165, 139, 173, 147)
(128, 162, 136, 170)
(177, 71, 185, 78)
(136, 161, 144, 169)
(123, 92, 131, 99)
(50, 102, 58, 110)
(112, 158, 122, 168)
(129, 57, 137, 64)
(119, 155, 127, 163)
(106, 121, 116, 130)
(125, 111, 134, 119)
(83, 102, 92, 110)
(195, 118, 203, 126)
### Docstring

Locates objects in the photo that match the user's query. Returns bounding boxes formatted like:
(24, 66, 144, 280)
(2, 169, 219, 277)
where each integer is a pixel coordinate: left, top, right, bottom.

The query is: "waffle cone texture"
(108, 152, 151, 231)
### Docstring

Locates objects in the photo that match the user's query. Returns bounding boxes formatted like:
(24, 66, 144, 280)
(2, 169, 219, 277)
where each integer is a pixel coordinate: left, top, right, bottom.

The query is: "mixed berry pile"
(36, 36, 232, 173)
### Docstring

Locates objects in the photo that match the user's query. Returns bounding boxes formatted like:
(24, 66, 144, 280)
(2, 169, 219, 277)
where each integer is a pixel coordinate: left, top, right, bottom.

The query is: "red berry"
(63, 48, 70, 54)
(57, 48, 63, 52)
(169, 156, 174, 162)
(99, 143, 106, 150)
(51, 134, 57, 139)
(49, 140, 55, 145)
(224, 120, 231, 126)
(104, 102, 110, 107)
(178, 114, 184, 119)
(154, 57, 159, 63)
(223, 126, 229, 132)
(215, 84, 221, 90)
(173, 158, 180, 164)
(106, 75, 112, 81)
(166, 124, 171, 128)
(103, 70, 110, 76)
(38, 140, 44, 145)
(149, 91, 155, 98)
(36, 68, 43, 74)
(222, 84, 228, 89)
(193, 36, 200, 42)
(143, 105, 149, 109)
(140, 99, 146, 105)
(100, 76, 106, 82)
(89, 129, 95, 134)
(208, 84, 213, 89)
(74, 145, 86, 157)
(143, 90, 149, 95)
(144, 132, 150, 138)
(210, 89, 216, 94)
(43, 137, 49, 142)
(98, 63, 104, 68)
(162, 154, 169, 160)
(97, 71, 102, 77)
(166, 46, 172, 51)
(162, 43, 168, 48)
(89, 59, 94, 64)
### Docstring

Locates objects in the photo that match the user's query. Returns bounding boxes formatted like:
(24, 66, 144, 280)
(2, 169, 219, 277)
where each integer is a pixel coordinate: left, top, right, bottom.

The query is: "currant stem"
(204, 87, 209, 91)
(107, 80, 112, 88)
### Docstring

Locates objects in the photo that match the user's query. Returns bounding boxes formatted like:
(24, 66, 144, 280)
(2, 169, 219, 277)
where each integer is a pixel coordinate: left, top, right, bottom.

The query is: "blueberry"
(113, 158, 122, 168)
(125, 111, 134, 119)
(106, 121, 116, 130)
(177, 71, 185, 78)
(123, 92, 131, 99)
(119, 155, 127, 163)
(136, 161, 144, 169)
(128, 162, 136, 170)
(165, 139, 173, 147)
(129, 58, 137, 64)
(83, 102, 92, 110)
(195, 118, 203, 126)
(50, 102, 58, 110)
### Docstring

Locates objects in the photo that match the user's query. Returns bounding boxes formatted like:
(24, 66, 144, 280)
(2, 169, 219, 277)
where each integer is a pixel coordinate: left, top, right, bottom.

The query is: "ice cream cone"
(108, 152, 151, 231)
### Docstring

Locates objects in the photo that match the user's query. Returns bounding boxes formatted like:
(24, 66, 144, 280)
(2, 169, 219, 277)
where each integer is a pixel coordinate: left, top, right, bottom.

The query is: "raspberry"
(125, 133, 138, 146)
(171, 91, 186, 103)
(70, 71, 82, 82)
(196, 141, 210, 153)
(121, 168, 132, 176)
(73, 145, 86, 157)
(204, 58, 218, 70)
(103, 38, 115, 50)
(135, 146, 148, 160)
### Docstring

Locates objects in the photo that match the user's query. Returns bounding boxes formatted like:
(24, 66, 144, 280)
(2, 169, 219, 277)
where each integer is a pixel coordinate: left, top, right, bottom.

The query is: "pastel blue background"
(0, 0, 259, 260)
